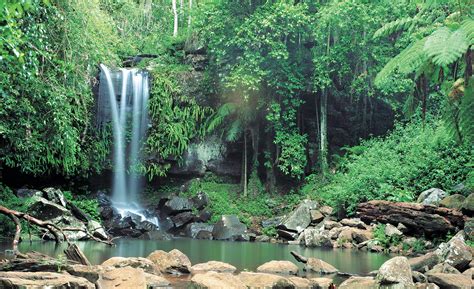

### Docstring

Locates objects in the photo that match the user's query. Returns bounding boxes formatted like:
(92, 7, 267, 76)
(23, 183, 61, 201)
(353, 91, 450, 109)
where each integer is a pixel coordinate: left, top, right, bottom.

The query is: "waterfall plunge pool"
(0, 238, 391, 280)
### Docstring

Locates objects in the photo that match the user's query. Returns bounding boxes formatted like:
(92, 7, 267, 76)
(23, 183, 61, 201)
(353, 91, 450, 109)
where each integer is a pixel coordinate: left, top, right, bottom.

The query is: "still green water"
(1, 238, 390, 275)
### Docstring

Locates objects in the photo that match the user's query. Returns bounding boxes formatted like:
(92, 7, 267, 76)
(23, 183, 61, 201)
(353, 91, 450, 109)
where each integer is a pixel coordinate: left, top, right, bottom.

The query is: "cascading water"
(98, 64, 158, 227)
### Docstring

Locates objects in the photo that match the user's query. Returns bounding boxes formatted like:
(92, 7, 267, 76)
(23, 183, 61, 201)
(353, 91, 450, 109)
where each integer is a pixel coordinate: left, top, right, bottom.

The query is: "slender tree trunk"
(265, 132, 276, 193)
(320, 89, 328, 176)
(172, 0, 178, 37)
(243, 131, 248, 197)
(188, 0, 193, 28)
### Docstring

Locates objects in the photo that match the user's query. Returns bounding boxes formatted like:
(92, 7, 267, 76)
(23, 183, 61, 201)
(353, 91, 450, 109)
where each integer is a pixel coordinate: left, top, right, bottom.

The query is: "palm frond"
(373, 17, 417, 39)
(225, 119, 242, 142)
(204, 102, 237, 133)
(424, 26, 469, 66)
(375, 38, 428, 87)
(460, 19, 474, 45)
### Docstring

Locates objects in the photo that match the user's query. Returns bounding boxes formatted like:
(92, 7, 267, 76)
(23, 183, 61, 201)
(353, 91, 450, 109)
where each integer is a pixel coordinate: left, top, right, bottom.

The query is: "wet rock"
(436, 231, 472, 270)
(340, 218, 367, 229)
(417, 188, 447, 206)
(212, 215, 248, 241)
(147, 249, 191, 274)
(191, 261, 236, 273)
(170, 211, 195, 228)
(100, 206, 114, 220)
(440, 194, 466, 209)
(139, 230, 173, 240)
(462, 193, 474, 216)
(43, 187, 68, 207)
(101, 257, 160, 275)
(195, 230, 213, 240)
(277, 199, 319, 233)
(303, 228, 332, 247)
(257, 260, 298, 275)
(385, 223, 403, 237)
(376, 256, 415, 288)
(338, 276, 377, 289)
(255, 235, 271, 242)
(191, 271, 246, 289)
(98, 266, 146, 289)
(238, 272, 294, 288)
(408, 252, 441, 273)
(0, 271, 94, 289)
(304, 257, 338, 274)
(161, 196, 193, 215)
(426, 273, 472, 289)
(185, 222, 214, 238)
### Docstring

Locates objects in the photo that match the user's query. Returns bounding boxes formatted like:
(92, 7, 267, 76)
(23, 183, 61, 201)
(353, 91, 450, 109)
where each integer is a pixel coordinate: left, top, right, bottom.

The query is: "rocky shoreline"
(0, 230, 472, 288)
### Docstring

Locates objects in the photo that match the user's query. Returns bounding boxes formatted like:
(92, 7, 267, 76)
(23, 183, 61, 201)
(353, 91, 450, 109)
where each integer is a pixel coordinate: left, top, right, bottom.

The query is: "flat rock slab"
(238, 272, 294, 288)
(0, 271, 95, 289)
(191, 261, 236, 273)
(191, 271, 246, 289)
(257, 260, 298, 275)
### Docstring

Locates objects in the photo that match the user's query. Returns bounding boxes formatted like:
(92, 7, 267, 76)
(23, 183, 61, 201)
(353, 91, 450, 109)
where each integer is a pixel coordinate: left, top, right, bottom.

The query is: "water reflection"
(0, 238, 390, 275)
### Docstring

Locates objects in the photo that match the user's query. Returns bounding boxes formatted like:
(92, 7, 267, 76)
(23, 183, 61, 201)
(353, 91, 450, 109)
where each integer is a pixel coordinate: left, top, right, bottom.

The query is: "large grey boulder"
(426, 273, 472, 289)
(185, 222, 214, 238)
(29, 196, 69, 220)
(303, 228, 332, 247)
(161, 196, 194, 215)
(376, 256, 415, 288)
(417, 188, 447, 206)
(42, 187, 68, 207)
(435, 231, 472, 270)
(461, 193, 474, 216)
(277, 200, 319, 233)
(212, 215, 248, 241)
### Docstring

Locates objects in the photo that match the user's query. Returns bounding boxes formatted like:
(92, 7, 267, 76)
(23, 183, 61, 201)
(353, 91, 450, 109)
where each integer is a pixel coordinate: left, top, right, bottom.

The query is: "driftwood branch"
(290, 251, 308, 264)
(64, 244, 91, 265)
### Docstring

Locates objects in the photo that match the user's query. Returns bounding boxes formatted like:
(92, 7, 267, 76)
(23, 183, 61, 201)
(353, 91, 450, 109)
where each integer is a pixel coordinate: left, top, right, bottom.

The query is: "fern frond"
(424, 27, 469, 66)
(460, 19, 474, 45)
(226, 119, 242, 142)
(205, 102, 237, 133)
(373, 17, 417, 39)
(375, 38, 428, 87)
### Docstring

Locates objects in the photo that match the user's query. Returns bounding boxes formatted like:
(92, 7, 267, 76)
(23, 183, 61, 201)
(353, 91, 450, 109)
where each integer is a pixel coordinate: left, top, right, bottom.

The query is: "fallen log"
(64, 244, 91, 266)
(290, 251, 308, 264)
(357, 200, 466, 236)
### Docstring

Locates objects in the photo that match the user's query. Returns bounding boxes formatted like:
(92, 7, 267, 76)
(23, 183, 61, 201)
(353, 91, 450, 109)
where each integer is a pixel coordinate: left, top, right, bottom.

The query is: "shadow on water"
(0, 238, 390, 277)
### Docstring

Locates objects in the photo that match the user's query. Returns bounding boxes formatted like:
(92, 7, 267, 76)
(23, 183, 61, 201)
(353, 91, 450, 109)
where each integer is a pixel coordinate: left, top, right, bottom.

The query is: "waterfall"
(98, 64, 149, 209)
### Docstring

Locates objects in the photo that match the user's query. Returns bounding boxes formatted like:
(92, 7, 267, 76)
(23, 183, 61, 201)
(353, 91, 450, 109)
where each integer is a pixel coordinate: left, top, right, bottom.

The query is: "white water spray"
(98, 64, 152, 222)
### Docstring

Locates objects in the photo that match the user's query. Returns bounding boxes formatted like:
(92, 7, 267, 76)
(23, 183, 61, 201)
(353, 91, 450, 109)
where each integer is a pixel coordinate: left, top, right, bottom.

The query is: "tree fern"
(461, 19, 474, 45)
(424, 26, 469, 66)
(204, 102, 237, 134)
(373, 17, 418, 39)
(375, 38, 428, 86)
(459, 77, 474, 143)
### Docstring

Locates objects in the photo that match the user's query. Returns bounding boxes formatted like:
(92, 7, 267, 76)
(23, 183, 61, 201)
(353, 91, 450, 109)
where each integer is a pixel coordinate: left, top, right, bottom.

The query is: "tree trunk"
(319, 89, 328, 176)
(243, 131, 248, 197)
(188, 0, 193, 28)
(172, 0, 178, 37)
(265, 132, 276, 193)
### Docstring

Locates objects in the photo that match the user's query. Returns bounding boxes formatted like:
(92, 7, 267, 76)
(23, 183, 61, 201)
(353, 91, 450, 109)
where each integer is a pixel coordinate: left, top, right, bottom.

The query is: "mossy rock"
(464, 218, 474, 241)
(461, 194, 474, 216)
(439, 194, 465, 209)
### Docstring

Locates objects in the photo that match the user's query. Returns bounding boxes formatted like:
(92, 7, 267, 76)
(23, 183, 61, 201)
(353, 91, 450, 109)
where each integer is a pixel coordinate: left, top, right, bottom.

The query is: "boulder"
(191, 271, 246, 289)
(462, 267, 473, 279)
(417, 188, 447, 206)
(310, 210, 324, 223)
(440, 194, 466, 209)
(320, 206, 334, 216)
(426, 263, 461, 274)
(357, 200, 466, 235)
(262, 216, 285, 228)
(277, 229, 299, 240)
(340, 218, 367, 229)
(277, 199, 319, 233)
(65, 264, 102, 284)
(462, 193, 474, 216)
(139, 230, 173, 240)
(147, 249, 192, 274)
(426, 273, 472, 289)
(338, 276, 378, 289)
(87, 220, 108, 240)
(323, 220, 342, 230)
(28, 196, 70, 220)
(191, 261, 236, 273)
(436, 231, 472, 270)
(170, 211, 195, 228)
(412, 271, 427, 283)
(98, 266, 147, 289)
(328, 226, 345, 239)
(144, 273, 170, 288)
(288, 276, 311, 288)
(256, 235, 271, 242)
(197, 210, 212, 223)
(408, 252, 441, 273)
(196, 230, 213, 240)
(415, 284, 440, 289)
(397, 223, 409, 233)
(16, 188, 41, 199)
(256, 260, 298, 275)
(304, 257, 338, 274)
(352, 228, 373, 243)
(376, 256, 415, 288)
(0, 271, 94, 288)
(464, 219, 474, 240)
(190, 192, 209, 210)
(185, 222, 214, 239)
(43, 187, 68, 207)
(309, 277, 333, 289)
(385, 223, 403, 237)
(101, 257, 160, 275)
(238, 272, 294, 288)
(212, 215, 248, 241)
(303, 228, 332, 247)
(161, 196, 193, 215)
